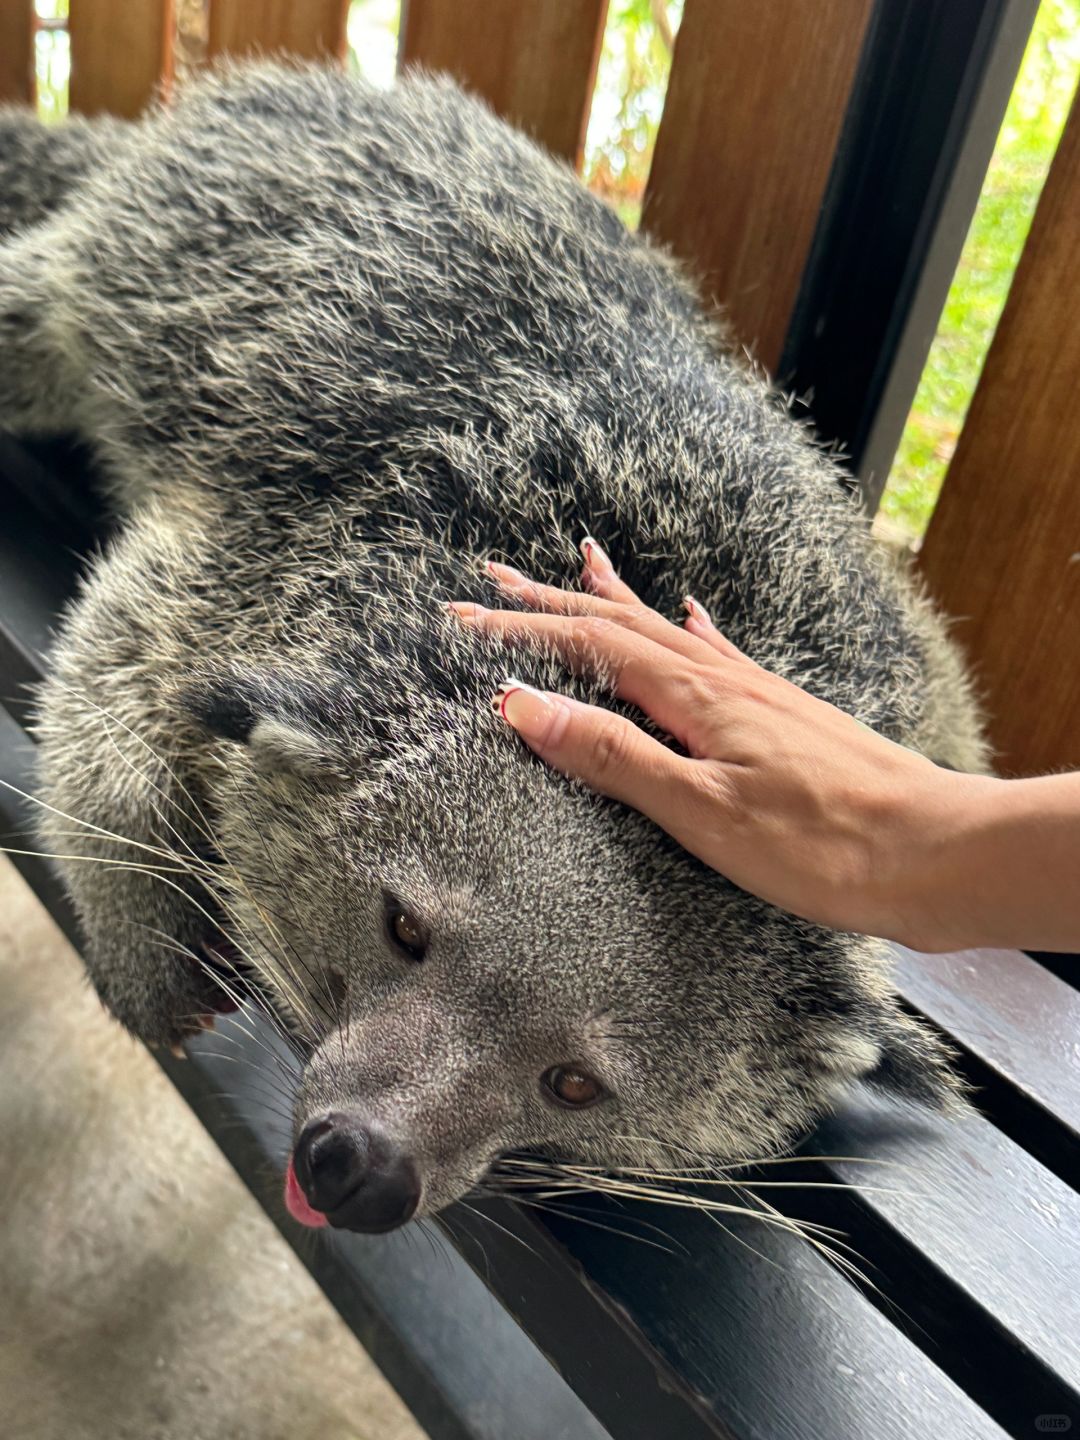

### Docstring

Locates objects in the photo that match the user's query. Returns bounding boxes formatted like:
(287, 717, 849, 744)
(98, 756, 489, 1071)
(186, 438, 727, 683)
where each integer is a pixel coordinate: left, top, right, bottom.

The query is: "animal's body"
(0, 64, 984, 1230)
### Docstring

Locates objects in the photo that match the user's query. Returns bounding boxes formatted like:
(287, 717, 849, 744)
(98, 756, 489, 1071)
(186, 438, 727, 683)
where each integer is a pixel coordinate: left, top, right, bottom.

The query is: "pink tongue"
(284, 1157, 328, 1228)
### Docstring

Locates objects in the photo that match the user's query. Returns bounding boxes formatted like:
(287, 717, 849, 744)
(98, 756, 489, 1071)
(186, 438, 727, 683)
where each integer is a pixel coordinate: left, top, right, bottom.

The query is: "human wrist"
(870, 763, 999, 953)
(877, 768, 1080, 953)
(929, 772, 1080, 952)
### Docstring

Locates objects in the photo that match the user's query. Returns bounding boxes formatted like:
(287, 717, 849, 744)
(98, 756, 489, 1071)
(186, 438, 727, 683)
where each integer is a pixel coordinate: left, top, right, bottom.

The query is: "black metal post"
(779, 0, 1039, 510)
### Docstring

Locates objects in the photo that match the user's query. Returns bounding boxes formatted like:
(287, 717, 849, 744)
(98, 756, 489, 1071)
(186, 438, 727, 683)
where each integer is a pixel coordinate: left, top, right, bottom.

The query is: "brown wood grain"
(0, 0, 35, 105)
(919, 92, 1080, 778)
(206, 0, 350, 63)
(69, 0, 174, 117)
(642, 0, 873, 371)
(892, 944, 1080, 1147)
(400, 0, 608, 168)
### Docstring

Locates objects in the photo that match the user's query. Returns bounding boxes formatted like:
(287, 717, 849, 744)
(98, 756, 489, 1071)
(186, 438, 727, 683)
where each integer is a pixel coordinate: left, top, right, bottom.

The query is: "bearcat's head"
(179, 588, 958, 1234)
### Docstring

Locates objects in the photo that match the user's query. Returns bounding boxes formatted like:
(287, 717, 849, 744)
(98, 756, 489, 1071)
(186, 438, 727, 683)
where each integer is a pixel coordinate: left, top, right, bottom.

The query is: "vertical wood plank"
(400, 0, 608, 168)
(206, 0, 350, 63)
(69, 0, 175, 118)
(919, 92, 1080, 778)
(642, 0, 874, 371)
(0, 0, 36, 105)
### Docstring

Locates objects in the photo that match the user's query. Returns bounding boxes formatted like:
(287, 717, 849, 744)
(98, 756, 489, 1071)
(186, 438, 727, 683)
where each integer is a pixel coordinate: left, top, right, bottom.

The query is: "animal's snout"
(291, 1113, 421, 1233)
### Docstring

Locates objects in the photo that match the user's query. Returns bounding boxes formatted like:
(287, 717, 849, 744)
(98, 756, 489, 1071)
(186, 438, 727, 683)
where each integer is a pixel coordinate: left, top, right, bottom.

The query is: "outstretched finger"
(453, 607, 719, 753)
(579, 536, 640, 604)
(575, 539, 753, 666)
(484, 561, 600, 613)
(683, 596, 753, 664)
(483, 564, 715, 665)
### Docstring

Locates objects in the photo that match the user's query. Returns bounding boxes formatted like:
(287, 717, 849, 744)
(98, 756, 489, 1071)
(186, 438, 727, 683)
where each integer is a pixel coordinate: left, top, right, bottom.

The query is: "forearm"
(896, 771, 1080, 954)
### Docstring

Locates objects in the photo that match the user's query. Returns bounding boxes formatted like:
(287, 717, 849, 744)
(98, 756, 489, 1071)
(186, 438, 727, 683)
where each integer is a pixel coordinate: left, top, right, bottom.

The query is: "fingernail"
(486, 560, 529, 589)
(448, 600, 485, 622)
(491, 677, 565, 743)
(581, 535, 614, 577)
(683, 595, 713, 626)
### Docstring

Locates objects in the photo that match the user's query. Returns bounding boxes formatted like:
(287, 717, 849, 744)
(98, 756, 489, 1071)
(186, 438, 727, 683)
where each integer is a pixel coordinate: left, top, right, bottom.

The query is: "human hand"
(450, 538, 991, 951)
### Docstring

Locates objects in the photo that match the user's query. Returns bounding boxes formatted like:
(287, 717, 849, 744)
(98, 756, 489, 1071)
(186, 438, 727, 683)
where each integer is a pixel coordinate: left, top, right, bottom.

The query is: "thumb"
(493, 679, 693, 822)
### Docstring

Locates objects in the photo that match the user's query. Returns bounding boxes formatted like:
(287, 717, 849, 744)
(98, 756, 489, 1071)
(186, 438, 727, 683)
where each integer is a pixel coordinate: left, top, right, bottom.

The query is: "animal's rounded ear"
(180, 668, 351, 782)
(244, 716, 348, 781)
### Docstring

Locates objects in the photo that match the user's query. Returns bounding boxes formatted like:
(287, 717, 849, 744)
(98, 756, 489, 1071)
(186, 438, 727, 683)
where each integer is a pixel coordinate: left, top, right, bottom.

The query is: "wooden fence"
(919, 84, 1080, 779)
(0, 0, 1075, 777)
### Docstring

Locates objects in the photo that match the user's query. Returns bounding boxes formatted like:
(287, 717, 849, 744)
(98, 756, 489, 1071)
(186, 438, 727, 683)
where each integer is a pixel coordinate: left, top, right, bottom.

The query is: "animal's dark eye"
(385, 903, 428, 962)
(542, 1066, 604, 1109)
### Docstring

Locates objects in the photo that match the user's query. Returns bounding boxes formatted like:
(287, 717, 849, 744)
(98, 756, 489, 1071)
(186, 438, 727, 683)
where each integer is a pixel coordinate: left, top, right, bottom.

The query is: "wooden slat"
(0, 0, 35, 105)
(642, 0, 874, 371)
(919, 92, 1080, 777)
(893, 943, 1080, 1186)
(399, 0, 608, 168)
(806, 1093, 1080, 1434)
(537, 1178, 1009, 1440)
(206, 0, 350, 64)
(68, 0, 174, 118)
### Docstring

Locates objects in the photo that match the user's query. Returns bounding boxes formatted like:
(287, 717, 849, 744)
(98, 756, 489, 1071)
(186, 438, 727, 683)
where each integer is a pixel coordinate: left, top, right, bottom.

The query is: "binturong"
(0, 62, 986, 1233)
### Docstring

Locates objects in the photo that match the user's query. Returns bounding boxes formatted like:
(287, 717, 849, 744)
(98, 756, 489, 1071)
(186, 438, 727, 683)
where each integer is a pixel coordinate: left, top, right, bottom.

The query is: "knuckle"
(692, 761, 744, 824)
(520, 580, 551, 608)
(590, 720, 634, 781)
(678, 662, 724, 712)
(556, 592, 602, 618)
(621, 602, 654, 627)
(577, 615, 618, 645)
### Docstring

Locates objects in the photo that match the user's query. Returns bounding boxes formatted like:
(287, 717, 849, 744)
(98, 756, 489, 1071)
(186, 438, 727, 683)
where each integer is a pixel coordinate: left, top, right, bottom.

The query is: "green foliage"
(583, 0, 682, 227)
(879, 0, 1080, 544)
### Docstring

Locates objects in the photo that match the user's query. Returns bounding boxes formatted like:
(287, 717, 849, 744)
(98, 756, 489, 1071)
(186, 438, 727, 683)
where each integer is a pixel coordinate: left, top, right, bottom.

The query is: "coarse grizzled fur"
(1, 62, 986, 1220)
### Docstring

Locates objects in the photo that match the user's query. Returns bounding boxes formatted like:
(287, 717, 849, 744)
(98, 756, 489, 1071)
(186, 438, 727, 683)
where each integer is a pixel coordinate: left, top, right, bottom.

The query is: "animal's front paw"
(81, 922, 249, 1050)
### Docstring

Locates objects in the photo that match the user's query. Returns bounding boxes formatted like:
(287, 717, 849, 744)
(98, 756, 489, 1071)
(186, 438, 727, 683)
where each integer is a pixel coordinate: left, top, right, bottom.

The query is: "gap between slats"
(773, 1124, 1080, 1440)
(641, 0, 874, 373)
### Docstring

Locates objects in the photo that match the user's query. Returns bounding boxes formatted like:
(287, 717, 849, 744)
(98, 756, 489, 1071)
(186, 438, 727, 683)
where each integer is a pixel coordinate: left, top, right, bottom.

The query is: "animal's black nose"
(293, 1114, 420, 1232)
